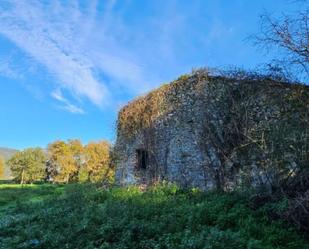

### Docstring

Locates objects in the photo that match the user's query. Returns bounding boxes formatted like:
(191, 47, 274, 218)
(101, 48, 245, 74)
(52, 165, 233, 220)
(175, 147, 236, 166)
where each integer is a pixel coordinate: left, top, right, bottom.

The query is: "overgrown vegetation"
(117, 71, 209, 139)
(0, 183, 308, 249)
(200, 69, 309, 233)
(117, 68, 309, 189)
(117, 83, 171, 139)
(116, 68, 309, 233)
(117, 66, 306, 140)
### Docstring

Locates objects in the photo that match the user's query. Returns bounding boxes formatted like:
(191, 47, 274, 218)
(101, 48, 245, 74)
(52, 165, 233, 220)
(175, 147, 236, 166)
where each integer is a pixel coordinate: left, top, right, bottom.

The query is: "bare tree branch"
(253, 4, 309, 81)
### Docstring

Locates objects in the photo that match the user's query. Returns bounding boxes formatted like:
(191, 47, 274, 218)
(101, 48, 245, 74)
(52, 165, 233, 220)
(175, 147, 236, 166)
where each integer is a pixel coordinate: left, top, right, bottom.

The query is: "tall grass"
(0, 183, 308, 249)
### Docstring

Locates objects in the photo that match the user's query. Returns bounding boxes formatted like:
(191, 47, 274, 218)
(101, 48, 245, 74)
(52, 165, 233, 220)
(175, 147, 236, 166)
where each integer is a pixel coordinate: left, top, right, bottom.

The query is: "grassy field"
(0, 183, 308, 249)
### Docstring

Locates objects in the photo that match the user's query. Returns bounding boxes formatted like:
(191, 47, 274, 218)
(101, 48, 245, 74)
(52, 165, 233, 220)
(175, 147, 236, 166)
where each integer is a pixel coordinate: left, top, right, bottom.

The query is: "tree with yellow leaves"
(68, 139, 84, 181)
(82, 141, 114, 183)
(0, 156, 5, 179)
(47, 140, 79, 183)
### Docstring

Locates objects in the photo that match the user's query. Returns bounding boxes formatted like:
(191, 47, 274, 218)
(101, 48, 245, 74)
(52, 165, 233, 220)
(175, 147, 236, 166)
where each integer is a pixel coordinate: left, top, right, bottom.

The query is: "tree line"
(4, 140, 114, 184)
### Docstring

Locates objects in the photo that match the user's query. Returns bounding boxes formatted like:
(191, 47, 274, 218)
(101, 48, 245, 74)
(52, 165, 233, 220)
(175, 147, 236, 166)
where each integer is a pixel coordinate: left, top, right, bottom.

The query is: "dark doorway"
(136, 149, 149, 170)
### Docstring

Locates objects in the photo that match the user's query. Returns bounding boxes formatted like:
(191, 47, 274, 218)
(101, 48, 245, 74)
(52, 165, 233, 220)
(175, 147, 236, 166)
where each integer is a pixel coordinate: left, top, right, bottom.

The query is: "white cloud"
(0, 0, 109, 107)
(51, 89, 84, 114)
(0, 58, 21, 79)
(0, 0, 216, 113)
(62, 104, 85, 115)
(0, 0, 149, 111)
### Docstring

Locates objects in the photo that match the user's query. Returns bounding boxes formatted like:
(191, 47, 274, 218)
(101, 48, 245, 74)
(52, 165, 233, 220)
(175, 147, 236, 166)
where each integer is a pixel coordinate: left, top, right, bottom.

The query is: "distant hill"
(0, 147, 18, 160)
(0, 147, 18, 179)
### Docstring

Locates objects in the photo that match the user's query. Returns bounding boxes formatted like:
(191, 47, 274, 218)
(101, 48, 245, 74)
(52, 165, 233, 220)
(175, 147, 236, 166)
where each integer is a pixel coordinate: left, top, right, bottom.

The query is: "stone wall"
(115, 70, 309, 190)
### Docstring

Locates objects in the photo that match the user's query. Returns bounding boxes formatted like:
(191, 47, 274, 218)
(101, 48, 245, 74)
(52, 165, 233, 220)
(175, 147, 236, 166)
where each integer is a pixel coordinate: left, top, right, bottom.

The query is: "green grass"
(0, 183, 308, 249)
(0, 183, 65, 214)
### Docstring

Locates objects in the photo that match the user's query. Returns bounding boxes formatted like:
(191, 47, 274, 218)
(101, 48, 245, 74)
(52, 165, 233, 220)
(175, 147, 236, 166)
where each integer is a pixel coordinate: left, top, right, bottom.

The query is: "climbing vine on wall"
(199, 70, 309, 190)
(117, 71, 209, 139)
(117, 67, 309, 192)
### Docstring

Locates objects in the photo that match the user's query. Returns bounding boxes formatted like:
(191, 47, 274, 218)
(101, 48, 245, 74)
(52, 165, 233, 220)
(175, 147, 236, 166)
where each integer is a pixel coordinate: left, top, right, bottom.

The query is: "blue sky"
(0, 0, 302, 149)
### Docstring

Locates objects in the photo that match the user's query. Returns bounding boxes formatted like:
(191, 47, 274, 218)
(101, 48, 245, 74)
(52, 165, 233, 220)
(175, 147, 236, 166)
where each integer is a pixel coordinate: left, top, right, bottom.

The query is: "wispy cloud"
(0, 0, 109, 108)
(0, 0, 148, 112)
(0, 58, 21, 79)
(51, 89, 84, 114)
(0, 0, 222, 113)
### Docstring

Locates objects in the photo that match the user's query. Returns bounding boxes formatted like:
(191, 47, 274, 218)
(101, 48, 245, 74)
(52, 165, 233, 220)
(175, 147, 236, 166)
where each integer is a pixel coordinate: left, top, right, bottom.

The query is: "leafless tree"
(254, 1, 309, 81)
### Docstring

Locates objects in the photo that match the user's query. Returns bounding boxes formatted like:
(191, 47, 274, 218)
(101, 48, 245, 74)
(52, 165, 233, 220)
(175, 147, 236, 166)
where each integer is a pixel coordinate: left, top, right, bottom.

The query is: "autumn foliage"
(7, 139, 114, 184)
(46, 139, 114, 184)
(82, 141, 113, 183)
(0, 156, 4, 179)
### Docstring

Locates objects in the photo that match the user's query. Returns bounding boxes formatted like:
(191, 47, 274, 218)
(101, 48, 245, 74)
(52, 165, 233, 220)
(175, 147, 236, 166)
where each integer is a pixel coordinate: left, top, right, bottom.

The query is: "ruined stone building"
(115, 70, 309, 190)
